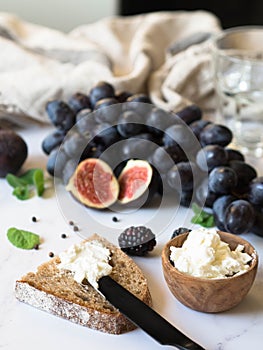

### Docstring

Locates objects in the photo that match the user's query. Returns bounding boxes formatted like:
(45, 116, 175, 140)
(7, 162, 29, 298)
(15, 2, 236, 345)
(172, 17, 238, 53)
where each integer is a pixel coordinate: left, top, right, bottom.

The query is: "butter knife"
(98, 276, 205, 350)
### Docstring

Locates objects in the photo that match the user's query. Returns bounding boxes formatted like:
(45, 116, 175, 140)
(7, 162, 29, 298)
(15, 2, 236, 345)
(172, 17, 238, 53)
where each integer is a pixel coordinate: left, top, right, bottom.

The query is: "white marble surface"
(0, 125, 263, 350)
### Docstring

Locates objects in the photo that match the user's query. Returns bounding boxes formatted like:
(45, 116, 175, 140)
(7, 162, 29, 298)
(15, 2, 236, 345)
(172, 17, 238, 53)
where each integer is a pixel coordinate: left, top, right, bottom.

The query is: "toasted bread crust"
(15, 234, 152, 334)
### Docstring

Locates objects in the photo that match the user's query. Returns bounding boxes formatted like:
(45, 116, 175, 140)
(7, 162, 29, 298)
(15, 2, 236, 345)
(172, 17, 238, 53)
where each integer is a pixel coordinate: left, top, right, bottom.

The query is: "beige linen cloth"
(0, 10, 221, 126)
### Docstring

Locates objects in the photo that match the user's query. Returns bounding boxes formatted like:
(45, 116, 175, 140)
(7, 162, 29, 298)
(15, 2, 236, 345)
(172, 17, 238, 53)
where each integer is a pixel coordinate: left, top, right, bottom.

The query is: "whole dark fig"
(0, 130, 28, 177)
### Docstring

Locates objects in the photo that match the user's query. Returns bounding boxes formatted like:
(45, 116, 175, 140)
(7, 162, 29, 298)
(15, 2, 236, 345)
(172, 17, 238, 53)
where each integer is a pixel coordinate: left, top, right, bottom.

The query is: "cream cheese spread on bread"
(170, 228, 252, 278)
(58, 240, 112, 289)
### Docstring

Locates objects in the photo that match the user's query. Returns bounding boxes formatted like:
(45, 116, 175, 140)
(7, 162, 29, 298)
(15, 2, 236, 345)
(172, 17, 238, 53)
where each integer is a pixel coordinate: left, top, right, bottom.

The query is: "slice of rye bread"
(15, 234, 152, 334)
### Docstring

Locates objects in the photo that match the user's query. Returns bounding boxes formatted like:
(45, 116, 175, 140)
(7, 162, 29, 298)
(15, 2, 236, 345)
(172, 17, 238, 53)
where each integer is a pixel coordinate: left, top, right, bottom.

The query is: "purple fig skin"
(0, 130, 28, 177)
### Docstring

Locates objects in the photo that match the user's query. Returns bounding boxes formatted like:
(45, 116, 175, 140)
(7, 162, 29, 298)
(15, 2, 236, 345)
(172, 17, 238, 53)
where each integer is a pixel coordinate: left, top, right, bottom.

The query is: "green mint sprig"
(6, 168, 45, 200)
(191, 203, 215, 228)
(7, 227, 40, 249)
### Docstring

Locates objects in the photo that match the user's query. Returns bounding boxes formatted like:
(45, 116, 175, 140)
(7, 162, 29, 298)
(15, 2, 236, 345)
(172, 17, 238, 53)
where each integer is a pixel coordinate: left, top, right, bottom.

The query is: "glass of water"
(213, 27, 263, 158)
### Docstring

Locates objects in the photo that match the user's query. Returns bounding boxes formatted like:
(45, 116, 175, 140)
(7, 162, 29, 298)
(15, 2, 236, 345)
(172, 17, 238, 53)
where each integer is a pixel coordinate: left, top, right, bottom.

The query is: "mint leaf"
(6, 174, 28, 188)
(204, 215, 215, 228)
(19, 169, 38, 185)
(6, 168, 45, 200)
(12, 186, 30, 200)
(33, 169, 44, 196)
(7, 227, 40, 249)
(191, 203, 215, 228)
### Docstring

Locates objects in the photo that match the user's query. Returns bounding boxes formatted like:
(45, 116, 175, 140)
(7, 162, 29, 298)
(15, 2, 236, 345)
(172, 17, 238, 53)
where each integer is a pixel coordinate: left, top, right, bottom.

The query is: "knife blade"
(98, 276, 205, 350)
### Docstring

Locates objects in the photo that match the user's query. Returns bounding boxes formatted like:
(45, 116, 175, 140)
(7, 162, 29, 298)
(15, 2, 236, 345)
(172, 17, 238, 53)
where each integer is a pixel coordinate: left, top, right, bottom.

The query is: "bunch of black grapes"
(42, 81, 263, 237)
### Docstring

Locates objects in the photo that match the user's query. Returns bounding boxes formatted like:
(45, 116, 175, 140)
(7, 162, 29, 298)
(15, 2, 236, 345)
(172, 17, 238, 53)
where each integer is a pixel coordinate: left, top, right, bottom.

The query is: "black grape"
(62, 159, 78, 185)
(42, 130, 66, 155)
(176, 104, 202, 125)
(149, 146, 175, 174)
(180, 190, 194, 207)
(47, 148, 68, 178)
(121, 138, 157, 160)
(63, 131, 86, 159)
(248, 177, 263, 206)
(89, 81, 115, 108)
(228, 160, 257, 188)
(68, 92, 91, 114)
(163, 124, 197, 153)
(117, 110, 144, 137)
(189, 119, 211, 140)
(251, 208, 263, 237)
(76, 110, 97, 136)
(224, 199, 255, 234)
(92, 124, 120, 147)
(94, 97, 118, 110)
(196, 178, 219, 208)
(115, 91, 132, 103)
(146, 107, 177, 136)
(126, 93, 151, 103)
(46, 100, 76, 131)
(200, 124, 233, 147)
(196, 145, 228, 172)
(212, 195, 236, 231)
(208, 166, 238, 195)
(225, 148, 245, 162)
(167, 161, 197, 192)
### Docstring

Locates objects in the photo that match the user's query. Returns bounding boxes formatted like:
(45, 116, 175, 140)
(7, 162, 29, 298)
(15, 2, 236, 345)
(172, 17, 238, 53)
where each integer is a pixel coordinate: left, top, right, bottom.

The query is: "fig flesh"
(118, 159, 153, 204)
(0, 130, 28, 177)
(66, 158, 119, 209)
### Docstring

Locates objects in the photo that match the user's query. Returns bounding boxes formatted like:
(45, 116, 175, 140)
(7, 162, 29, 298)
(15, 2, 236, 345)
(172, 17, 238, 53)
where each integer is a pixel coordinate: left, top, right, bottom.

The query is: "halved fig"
(66, 158, 119, 209)
(118, 159, 153, 204)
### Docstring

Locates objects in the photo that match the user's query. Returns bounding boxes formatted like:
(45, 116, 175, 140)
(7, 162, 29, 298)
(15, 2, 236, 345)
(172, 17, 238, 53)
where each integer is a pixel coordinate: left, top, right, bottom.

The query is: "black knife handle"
(98, 276, 205, 350)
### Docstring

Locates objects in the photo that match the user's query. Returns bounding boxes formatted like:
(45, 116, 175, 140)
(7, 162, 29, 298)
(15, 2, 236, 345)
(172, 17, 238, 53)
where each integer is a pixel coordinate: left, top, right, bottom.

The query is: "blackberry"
(118, 226, 156, 256)
(171, 227, 191, 239)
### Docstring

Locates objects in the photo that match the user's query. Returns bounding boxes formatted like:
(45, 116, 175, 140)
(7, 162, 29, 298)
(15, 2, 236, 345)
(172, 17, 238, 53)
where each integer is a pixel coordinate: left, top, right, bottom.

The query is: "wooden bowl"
(162, 231, 258, 313)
